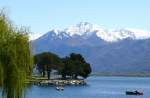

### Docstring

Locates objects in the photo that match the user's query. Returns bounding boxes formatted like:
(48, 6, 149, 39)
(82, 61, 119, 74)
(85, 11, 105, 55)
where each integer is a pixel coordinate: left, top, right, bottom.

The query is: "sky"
(0, 0, 150, 40)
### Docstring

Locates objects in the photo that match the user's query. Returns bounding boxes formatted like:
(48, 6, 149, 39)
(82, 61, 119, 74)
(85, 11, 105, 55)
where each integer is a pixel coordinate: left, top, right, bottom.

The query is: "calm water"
(24, 76, 150, 98)
(1, 76, 150, 98)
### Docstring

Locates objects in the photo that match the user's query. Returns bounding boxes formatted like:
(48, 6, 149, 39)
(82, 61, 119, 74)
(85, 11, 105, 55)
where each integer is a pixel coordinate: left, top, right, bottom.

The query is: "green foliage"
(34, 52, 62, 79)
(34, 52, 92, 79)
(0, 10, 33, 98)
(60, 53, 92, 79)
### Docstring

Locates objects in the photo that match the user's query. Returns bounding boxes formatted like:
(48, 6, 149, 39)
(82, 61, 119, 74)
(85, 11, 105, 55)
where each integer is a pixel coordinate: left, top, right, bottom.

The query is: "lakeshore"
(23, 76, 150, 98)
(31, 79, 86, 86)
(27, 76, 86, 87)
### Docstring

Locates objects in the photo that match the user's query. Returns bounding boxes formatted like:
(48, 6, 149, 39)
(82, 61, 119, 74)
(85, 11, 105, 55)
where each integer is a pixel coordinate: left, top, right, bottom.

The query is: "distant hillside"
(30, 22, 150, 75)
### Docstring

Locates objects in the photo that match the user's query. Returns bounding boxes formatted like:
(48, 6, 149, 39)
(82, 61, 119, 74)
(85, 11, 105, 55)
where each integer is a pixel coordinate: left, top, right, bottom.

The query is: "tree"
(34, 53, 51, 77)
(34, 52, 61, 79)
(79, 63, 92, 78)
(59, 57, 74, 79)
(34, 52, 92, 79)
(59, 53, 92, 79)
(0, 10, 33, 98)
(70, 53, 92, 79)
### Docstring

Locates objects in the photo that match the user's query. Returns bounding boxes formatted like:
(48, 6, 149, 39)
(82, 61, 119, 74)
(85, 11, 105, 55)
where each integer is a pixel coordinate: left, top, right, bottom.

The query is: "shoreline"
(26, 74, 150, 86)
(90, 72, 150, 77)
(27, 77, 86, 86)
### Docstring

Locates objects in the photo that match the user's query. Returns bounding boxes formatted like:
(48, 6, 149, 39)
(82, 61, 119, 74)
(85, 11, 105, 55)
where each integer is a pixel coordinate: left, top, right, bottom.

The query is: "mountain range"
(30, 22, 150, 75)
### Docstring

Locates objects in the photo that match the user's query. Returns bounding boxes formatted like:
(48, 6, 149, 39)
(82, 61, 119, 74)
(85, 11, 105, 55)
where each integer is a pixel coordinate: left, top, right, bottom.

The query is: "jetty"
(30, 79, 86, 86)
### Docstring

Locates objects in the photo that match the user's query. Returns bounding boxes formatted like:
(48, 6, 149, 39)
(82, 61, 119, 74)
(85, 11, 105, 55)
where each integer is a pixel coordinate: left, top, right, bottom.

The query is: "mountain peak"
(65, 22, 95, 36)
(63, 22, 107, 38)
(34, 22, 150, 42)
(50, 29, 62, 35)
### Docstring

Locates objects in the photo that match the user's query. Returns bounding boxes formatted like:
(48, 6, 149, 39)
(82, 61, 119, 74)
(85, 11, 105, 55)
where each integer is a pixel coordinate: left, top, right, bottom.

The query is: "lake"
(1, 76, 150, 98)
(24, 76, 150, 98)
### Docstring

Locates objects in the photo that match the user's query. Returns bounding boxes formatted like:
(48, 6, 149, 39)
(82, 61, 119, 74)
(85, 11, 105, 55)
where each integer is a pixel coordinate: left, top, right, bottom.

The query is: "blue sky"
(0, 0, 150, 36)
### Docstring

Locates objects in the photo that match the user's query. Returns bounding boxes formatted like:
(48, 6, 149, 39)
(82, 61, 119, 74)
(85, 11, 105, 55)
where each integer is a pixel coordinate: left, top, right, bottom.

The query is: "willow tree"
(0, 10, 33, 98)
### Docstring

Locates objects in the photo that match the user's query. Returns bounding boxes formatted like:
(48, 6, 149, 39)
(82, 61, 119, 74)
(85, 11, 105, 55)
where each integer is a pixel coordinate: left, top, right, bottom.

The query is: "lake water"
(24, 76, 150, 98)
(1, 76, 150, 98)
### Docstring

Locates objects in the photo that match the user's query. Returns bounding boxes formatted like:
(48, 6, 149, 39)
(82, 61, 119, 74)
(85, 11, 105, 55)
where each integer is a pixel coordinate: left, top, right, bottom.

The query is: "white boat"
(56, 86, 64, 91)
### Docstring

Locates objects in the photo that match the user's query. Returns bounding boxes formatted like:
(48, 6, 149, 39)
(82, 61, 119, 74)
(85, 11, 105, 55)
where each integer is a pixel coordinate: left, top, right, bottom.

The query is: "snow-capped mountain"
(31, 22, 150, 75)
(35, 22, 150, 42)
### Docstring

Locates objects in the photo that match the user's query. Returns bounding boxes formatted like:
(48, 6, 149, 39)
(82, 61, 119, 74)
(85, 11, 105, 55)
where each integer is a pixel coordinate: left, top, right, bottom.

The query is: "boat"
(126, 90, 143, 95)
(56, 86, 64, 91)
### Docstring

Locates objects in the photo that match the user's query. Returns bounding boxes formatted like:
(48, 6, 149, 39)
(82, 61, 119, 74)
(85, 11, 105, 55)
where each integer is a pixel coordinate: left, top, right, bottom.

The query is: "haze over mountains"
(31, 22, 150, 75)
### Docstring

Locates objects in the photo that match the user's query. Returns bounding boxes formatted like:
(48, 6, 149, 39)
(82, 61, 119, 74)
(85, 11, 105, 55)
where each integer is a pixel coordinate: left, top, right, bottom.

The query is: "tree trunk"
(42, 71, 45, 77)
(47, 71, 50, 80)
(62, 74, 66, 79)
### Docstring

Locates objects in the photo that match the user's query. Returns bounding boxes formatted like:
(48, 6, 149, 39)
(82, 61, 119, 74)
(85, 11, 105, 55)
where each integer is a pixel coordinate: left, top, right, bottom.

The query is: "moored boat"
(126, 90, 143, 95)
(56, 86, 64, 91)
